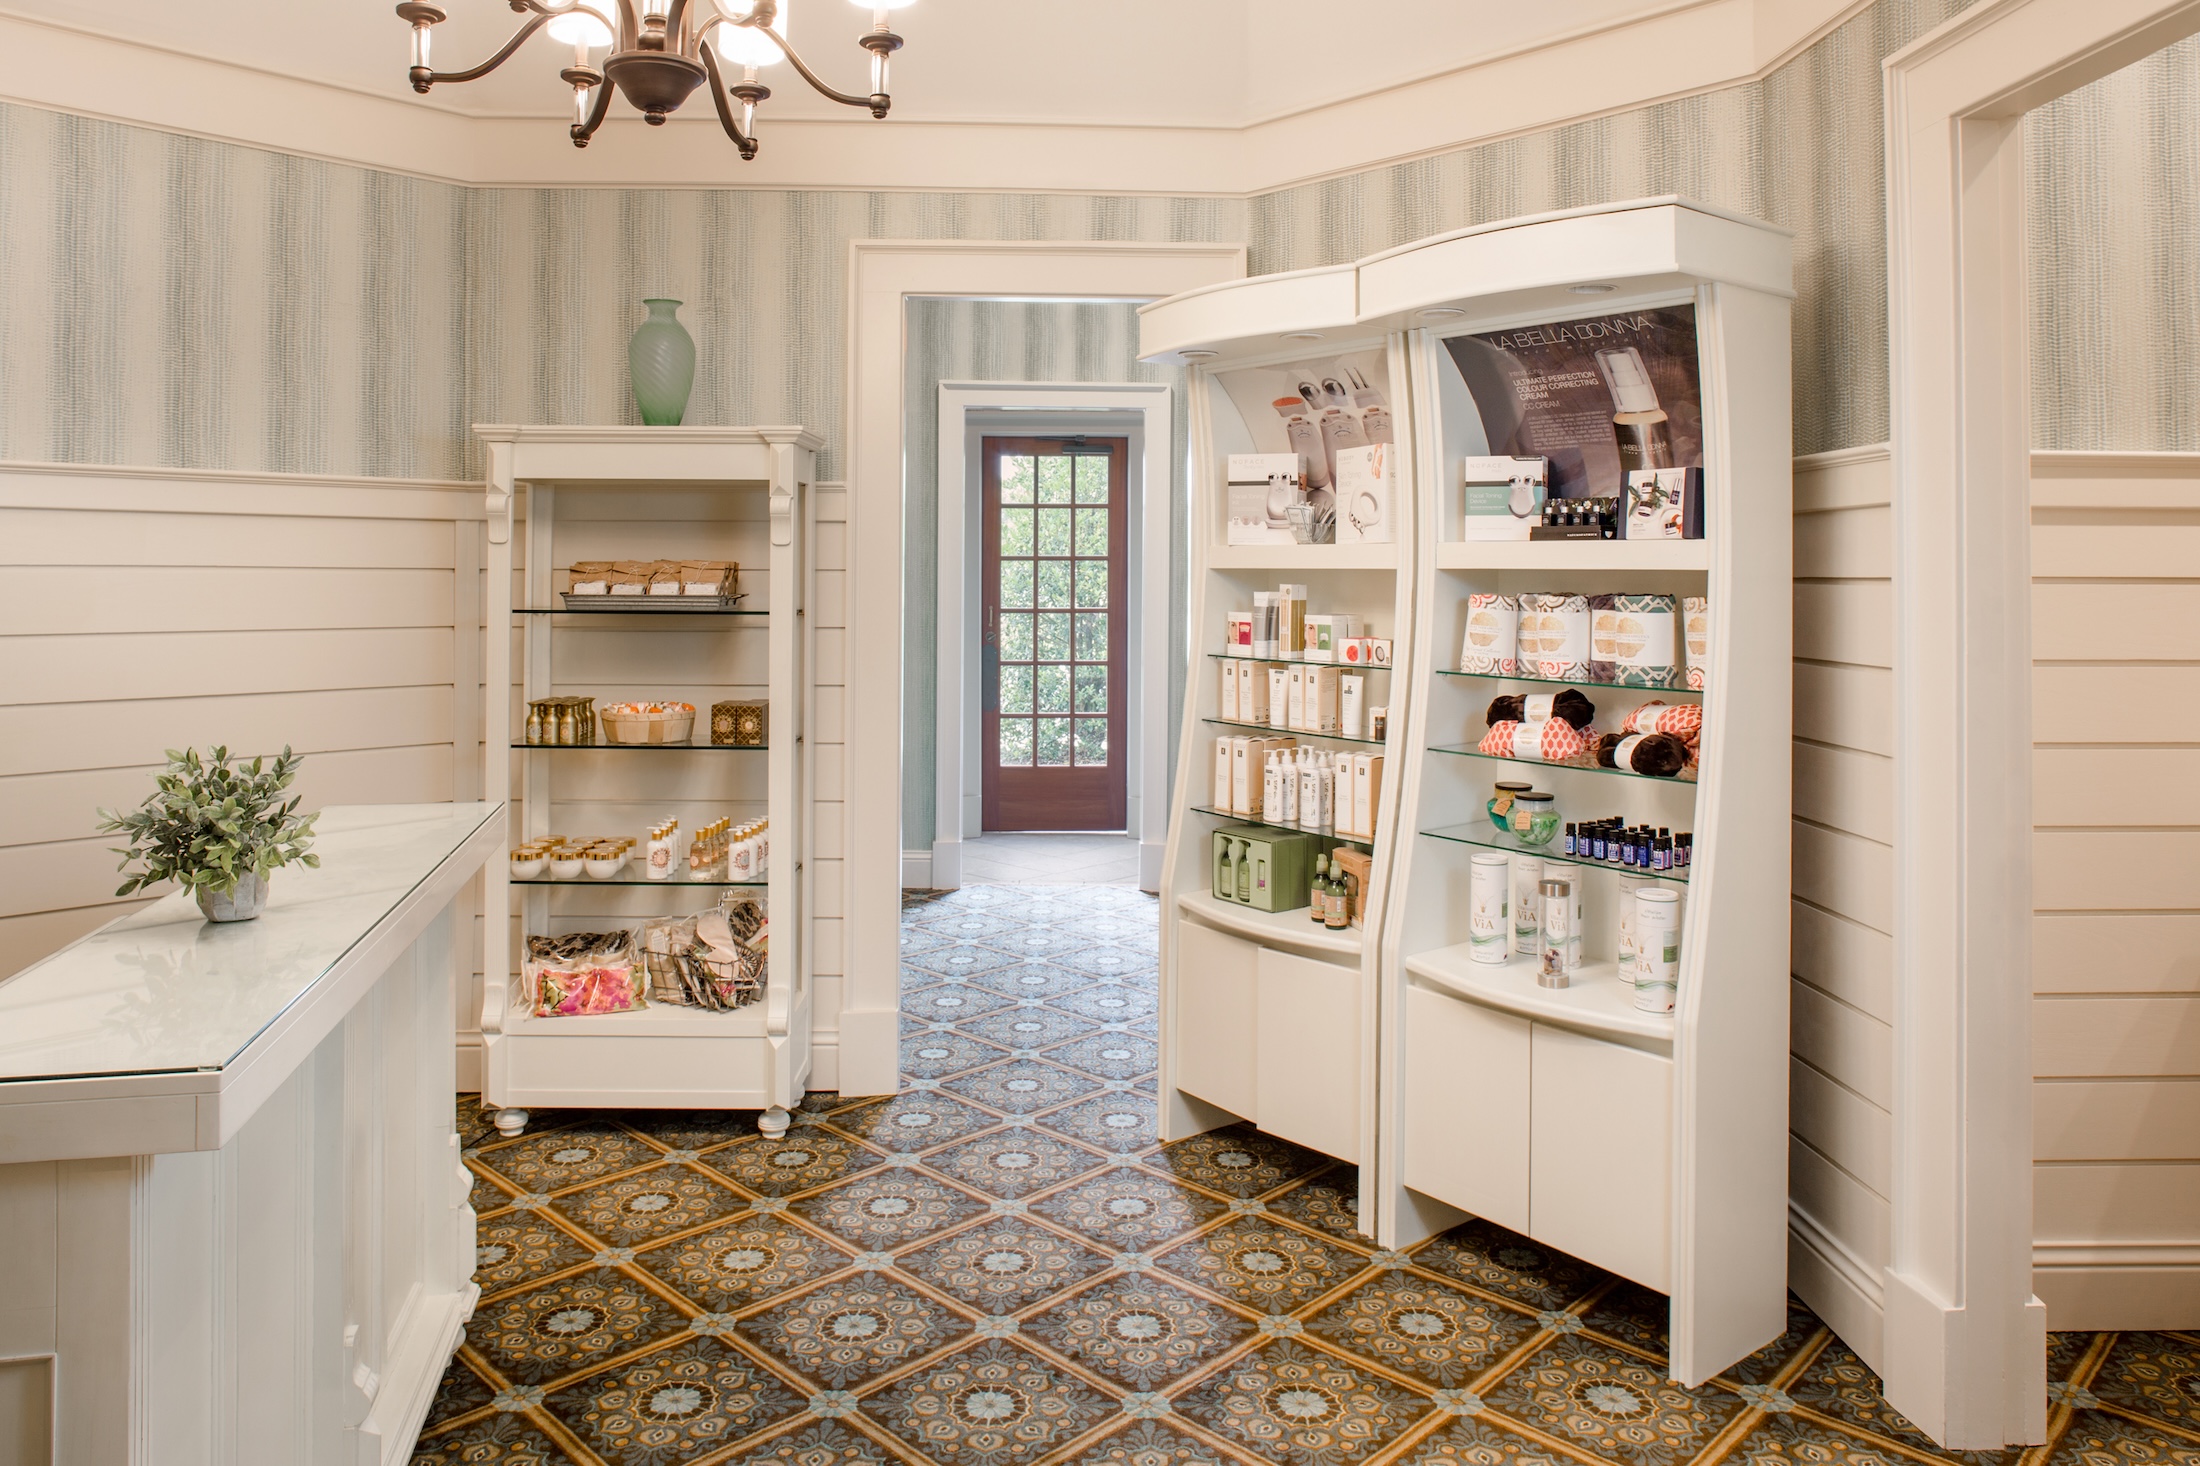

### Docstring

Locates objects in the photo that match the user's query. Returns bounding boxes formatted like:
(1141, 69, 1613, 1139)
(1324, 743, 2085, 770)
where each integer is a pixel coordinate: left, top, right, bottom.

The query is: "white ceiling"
(14, 0, 1678, 125)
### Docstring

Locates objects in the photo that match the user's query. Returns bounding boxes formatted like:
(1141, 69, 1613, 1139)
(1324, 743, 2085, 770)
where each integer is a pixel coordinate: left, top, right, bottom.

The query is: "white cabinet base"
(1404, 982, 1529, 1232)
(1530, 1023, 1674, 1293)
(1256, 946, 1362, 1164)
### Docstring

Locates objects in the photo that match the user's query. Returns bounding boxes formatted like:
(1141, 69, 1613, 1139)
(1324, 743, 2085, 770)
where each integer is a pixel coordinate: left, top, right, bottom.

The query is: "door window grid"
(997, 452, 1110, 769)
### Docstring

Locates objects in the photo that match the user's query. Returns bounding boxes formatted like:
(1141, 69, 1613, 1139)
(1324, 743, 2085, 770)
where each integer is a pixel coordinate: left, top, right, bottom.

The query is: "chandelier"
(393, 0, 912, 158)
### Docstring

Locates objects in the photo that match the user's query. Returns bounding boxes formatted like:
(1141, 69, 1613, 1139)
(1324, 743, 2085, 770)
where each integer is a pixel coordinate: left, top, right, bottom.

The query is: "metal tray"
(559, 592, 746, 612)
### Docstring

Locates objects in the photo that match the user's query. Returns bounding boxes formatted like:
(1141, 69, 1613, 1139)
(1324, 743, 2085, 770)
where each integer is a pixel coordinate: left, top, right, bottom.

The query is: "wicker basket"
(600, 702, 696, 744)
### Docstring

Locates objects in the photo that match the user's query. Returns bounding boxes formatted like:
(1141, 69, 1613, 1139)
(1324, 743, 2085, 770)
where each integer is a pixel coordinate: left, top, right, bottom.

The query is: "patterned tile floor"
(420, 886, 2200, 1466)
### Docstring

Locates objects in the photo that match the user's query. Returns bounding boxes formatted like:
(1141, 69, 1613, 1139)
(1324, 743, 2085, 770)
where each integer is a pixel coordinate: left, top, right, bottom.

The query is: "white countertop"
(0, 804, 501, 1086)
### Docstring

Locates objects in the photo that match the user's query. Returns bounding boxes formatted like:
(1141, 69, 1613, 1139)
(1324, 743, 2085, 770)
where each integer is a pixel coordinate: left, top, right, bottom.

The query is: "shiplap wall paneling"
(811, 483, 848, 1089)
(0, 463, 482, 983)
(1786, 445, 1896, 1371)
(2030, 452, 2200, 1330)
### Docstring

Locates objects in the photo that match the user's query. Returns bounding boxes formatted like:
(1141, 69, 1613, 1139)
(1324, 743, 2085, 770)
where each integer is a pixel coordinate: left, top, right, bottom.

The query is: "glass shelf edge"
(1435, 667, 1699, 696)
(1417, 824, 1690, 884)
(1207, 652, 1393, 671)
(512, 743, 768, 752)
(1426, 744, 1700, 785)
(1186, 805, 1376, 847)
(510, 877, 769, 887)
(1200, 718, 1387, 747)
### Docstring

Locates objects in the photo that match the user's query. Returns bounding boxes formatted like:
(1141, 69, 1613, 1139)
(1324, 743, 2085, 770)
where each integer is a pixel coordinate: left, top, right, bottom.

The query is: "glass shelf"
(1201, 717, 1388, 748)
(510, 871, 768, 888)
(513, 742, 766, 752)
(1428, 743, 1699, 785)
(1435, 667, 1699, 696)
(514, 605, 765, 617)
(1419, 823, 1689, 885)
(1207, 652, 1392, 672)
(1186, 805, 1375, 847)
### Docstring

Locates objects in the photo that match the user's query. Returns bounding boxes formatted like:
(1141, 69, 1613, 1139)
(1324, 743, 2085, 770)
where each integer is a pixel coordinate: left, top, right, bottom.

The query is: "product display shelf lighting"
(1418, 823, 1690, 884)
(393, 0, 913, 158)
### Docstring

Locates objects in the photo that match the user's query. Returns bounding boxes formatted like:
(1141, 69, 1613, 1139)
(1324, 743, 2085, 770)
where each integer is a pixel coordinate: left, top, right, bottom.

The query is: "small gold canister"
(713, 700, 768, 747)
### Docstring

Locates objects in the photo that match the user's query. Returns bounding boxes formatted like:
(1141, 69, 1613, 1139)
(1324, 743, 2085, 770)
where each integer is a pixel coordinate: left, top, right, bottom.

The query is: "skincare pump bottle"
(1596, 346, 1674, 475)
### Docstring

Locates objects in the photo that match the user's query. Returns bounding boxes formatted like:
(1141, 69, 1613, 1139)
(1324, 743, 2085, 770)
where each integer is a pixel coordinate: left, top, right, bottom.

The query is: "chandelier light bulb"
(545, 3, 615, 47)
(849, 0, 917, 8)
(713, 0, 789, 65)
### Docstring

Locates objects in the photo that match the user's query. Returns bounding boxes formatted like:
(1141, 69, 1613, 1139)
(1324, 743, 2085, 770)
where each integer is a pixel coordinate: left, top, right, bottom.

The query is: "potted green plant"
(97, 746, 321, 922)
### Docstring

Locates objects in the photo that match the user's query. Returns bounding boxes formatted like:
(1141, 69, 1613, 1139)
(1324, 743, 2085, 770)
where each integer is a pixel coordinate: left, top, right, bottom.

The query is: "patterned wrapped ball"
(1478, 718, 1597, 763)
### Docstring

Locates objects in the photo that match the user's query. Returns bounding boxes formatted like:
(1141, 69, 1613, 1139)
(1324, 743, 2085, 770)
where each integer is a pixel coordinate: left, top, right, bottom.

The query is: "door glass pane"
(1034, 717, 1071, 766)
(1074, 718, 1108, 765)
(999, 560, 1033, 608)
(1073, 664, 1107, 713)
(1033, 665, 1071, 713)
(998, 665, 1033, 715)
(1075, 456, 1109, 503)
(1037, 456, 1073, 503)
(1073, 507, 1108, 556)
(1000, 456, 1036, 503)
(1074, 612, 1107, 661)
(998, 611, 1032, 662)
(1034, 612, 1071, 662)
(998, 719, 1032, 765)
(1036, 507, 1073, 557)
(998, 506, 1033, 557)
(1036, 560, 1072, 608)
(1073, 559, 1109, 608)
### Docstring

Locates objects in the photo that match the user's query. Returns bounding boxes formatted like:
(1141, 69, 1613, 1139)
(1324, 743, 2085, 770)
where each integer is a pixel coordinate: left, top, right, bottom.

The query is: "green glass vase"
(628, 298, 696, 426)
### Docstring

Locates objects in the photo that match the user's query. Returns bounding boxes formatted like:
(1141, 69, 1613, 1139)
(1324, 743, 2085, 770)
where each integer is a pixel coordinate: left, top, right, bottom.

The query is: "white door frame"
(1883, 0, 2200, 1445)
(840, 240, 1246, 1097)
(934, 383, 1174, 892)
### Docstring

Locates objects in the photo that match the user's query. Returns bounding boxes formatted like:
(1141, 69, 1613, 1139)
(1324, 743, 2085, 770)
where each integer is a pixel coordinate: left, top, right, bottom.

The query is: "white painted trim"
(0, 458, 483, 518)
(902, 851, 934, 890)
(0, 0, 1862, 196)
(931, 383, 1173, 893)
(1882, 0, 2200, 1446)
(1790, 1203, 1887, 1370)
(842, 240, 1244, 1098)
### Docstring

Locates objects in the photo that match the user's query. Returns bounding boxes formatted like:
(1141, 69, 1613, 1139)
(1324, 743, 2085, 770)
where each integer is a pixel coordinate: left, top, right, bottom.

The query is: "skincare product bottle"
(1234, 839, 1253, 903)
(647, 821, 674, 881)
(1538, 876, 1572, 987)
(525, 704, 543, 745)
(1469, 852, 1509, 965)
(1309, 854, 1329, 921)
(1634, 887, 1681, 1012)
(1324, 864, 1350, 930)
(1281, 749, 1299, 826)
(1215, 832, 1233, 896)
(1596, 346, 1675, 476)
(1340, 674, 1366, 740)
(1511, 855, 1542, 958)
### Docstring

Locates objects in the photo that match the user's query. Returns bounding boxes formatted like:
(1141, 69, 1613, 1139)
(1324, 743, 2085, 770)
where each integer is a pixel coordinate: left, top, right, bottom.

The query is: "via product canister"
(1511, 855, 1543, 958)
(1537, 875, 1573, 987)
(1515, 592, 1591, 680)
(1615, 873, 1653, 983)
(1469, 852, 1510, 965)
(1633, 886, 1682, 1013)
(1683, 596, 1711, 690)
(1460, 593, 1520, 674)
(1607, 593, 1679, 687)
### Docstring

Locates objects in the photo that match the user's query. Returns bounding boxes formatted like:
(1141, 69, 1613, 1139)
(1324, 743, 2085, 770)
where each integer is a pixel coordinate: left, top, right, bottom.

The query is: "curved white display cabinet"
(1142, 199, 1794, 1387)
(479, 426, 817, 1139)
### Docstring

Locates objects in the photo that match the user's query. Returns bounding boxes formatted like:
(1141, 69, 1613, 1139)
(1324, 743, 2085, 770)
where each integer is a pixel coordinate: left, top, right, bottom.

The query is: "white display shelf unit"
(1150, 328, 1418, 1233)
(479, 425, 817, 1138)
(1141, 198, 1794, 1388)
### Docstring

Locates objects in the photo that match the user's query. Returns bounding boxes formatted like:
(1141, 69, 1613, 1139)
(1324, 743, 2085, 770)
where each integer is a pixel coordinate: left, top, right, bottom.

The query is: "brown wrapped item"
(567, 560, 615, 595)
(1329, 846, 1373, 927)
(608, 560, 653, 595)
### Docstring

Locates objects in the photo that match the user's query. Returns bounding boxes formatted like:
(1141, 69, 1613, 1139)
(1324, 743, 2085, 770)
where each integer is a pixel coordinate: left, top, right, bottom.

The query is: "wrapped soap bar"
(1516, 592, 1591, 680)
(1619, 701, 1702, 741)
(1607, 593, 1679, 687)
(1460, 593, 1520, 674)
(1479, 718, 1596, 763)
(1684, 596, 1711, 690)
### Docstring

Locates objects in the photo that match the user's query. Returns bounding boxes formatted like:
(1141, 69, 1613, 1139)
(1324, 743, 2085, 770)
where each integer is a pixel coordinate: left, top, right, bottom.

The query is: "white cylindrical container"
(1469, 853, 1510, 965)
(1510, 855, 1542, 958)
(1634, 887, 1682, 1013)
(1538, 876, 1572, 987)
(1615, 873, 1652, 983)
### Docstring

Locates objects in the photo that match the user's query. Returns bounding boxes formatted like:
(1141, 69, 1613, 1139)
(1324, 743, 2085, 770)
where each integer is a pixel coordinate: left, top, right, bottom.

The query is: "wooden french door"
(981, 437, 1129, 830)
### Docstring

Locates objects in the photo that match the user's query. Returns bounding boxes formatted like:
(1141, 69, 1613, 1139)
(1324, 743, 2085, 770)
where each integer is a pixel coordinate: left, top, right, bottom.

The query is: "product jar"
(1487, 780, 1533, 833)
(1508, 791, 1559, 846)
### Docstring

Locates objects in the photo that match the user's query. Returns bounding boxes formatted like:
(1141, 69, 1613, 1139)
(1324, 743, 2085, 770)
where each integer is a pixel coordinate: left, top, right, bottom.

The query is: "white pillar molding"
(1882, 0, 2200, 1446)
(839, 241, 1245, 1097)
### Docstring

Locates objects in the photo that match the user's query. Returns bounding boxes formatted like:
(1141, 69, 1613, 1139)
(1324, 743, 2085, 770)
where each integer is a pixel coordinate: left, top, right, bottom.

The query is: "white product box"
(1239, 663, 1269, 723)
(1278, 584, 1308, 653)
(1286, 666, 1306, 731)
(1460, 455, 1548, 541)
(1230, 736, 1255, 814)
(1333, 443, 1394, 544)
(1340, 674, 1366, 739)
(1226, 453, 1303, 545)
(1267, 667, 1289, 729)
(1306, 666, 1341, 734)
(1348, 752, 1385, 838)
(1220, 658, 1241, 722)
(1213, 737, 1233, 809)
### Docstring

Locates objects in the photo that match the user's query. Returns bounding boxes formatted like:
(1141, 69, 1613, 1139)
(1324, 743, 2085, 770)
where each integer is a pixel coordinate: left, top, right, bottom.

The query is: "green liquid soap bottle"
(1215, 834, 1235, 897)
(1234, 840, 1253, 903)
(1309, 854, 1329, 921)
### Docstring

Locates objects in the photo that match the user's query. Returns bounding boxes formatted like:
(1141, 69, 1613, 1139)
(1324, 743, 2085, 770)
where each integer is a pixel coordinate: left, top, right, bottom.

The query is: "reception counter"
(0, 802, 502, 1466)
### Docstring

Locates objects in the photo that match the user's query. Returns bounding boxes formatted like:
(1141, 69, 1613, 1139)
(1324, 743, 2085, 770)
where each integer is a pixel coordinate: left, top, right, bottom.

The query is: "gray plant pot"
(196, 871, 269, 923)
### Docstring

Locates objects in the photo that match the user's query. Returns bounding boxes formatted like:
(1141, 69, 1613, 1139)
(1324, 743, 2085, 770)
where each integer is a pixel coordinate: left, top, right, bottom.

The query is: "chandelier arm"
(665, 0, 691, 40)
(571, 71, 615, 145)
(419, 11, 552, 87)
(759, 26, 873, 110)
(698, 40, 761, 159)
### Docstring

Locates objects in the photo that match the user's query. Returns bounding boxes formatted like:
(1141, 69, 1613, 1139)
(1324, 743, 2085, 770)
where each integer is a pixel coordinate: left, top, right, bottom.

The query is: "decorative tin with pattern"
(1684, 596, 1711, 689)
(1459, 592, 1519, 674)
(1603, 593, 1679, 687)
(713, 700, 768, 746)
(1514, 592, 1590, 680)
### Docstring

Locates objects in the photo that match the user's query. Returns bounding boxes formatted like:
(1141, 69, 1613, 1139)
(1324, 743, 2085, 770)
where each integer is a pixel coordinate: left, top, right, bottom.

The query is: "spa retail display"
(479, 424, 815, 1140)
(96, 744, 320, 923)
(1148, 202, 1796, 1382)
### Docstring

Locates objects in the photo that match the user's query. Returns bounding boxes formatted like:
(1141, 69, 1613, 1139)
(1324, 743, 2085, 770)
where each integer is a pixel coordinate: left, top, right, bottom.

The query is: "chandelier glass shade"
(393, 0, 909, 159)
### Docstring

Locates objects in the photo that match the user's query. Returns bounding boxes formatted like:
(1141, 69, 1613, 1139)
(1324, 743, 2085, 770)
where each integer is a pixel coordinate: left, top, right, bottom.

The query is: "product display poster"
(1213, 350, 1395, 503)
(1441, 306, 1702, 500)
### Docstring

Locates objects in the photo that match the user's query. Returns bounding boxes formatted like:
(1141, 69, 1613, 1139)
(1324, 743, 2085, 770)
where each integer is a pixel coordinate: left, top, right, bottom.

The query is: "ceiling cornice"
(0, 0, 1868, 196)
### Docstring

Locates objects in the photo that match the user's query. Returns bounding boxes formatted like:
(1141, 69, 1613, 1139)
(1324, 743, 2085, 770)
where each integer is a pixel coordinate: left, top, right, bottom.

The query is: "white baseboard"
(2035, 1241, 2200, 1331)
(930, 838, 963, 891)
(808, 1036, 840, 1094)
(1139, 839, 1165, 894)
(1788, 1202, 1885, 1373)
(902, 849, 935, 890)
(455, 1037, 482, 1094)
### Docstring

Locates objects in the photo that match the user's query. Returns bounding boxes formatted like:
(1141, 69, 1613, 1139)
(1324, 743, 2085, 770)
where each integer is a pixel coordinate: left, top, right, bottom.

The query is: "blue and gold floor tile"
(905, 943, 1027, 981)
(1038, 1092, 1161, 1154)
(540, 1333, 804, 1465)
(1060, 1418, 1243, 1466)
(1147, 1126, 1331, 1199)
(470, 1267, 692, 1387)
(1783, 1335, 2013, 1464)
(1409, 1222, 1601, 1313)
(1480, 1333, 1747, 1466)
(963, 1004, 1100, 1050)
(420, 1352, 498, 1434)
(1173, 1337, 1433, 1466)
(1576, 1279, 1671, 1360)
(473, 1121, 666, 1194)
(1031, 1167, 1228, 1252)
(474, 1213, 598, 1297)
(1047, 983, 1160, 1023)
(1042, 1032, 1160, 1082)
(1024, 1271, 1257, 1391)
(864, 1339, 1119, 1466)
(704, 1131, 886, 1196)
(1265, 1173, 1372, 1244)
(411, 1410, 575, 1465)
(739, 1272, 975, 1390)
(1152, 1215, 1368, 1313)
(632, 1212, 852, 1311)
(1302, 1270, 1541, 1389)
(552, 1165, 750, 1245)
(2086, 1333, 2200, 1437)
(828, 1090, 1002, 1154)
(1393, 1413, 1585, 1466)
(896, 1216, 1115, 1315)
(924, 1127, 1110, 1200)
(943, 1058, 1104, 1115)
(907, 983, 1018, 1024)
(901, 1031, 1012, 1080)
(730, 1416, 913, 1464)
(1720, 1409, 1925, 1466)
(792, 1170, 993, 1251)
(2041, 1407, 2200, 1465)
(1050, 945, 1150, 981)
(610, 1107, 758, 1152)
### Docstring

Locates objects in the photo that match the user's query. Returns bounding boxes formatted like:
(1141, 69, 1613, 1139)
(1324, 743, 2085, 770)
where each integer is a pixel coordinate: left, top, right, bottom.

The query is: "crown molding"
(0, 0, 1864, 195)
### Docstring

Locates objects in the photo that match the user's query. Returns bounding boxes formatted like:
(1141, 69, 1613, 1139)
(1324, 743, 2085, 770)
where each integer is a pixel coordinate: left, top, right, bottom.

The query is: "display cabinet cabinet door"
(1529, 1023, 1672, 1292)
(1403, 985, 1529, 1233)
(1175, 919, 1258, 1121)
(1255, 946, 1359, 1163)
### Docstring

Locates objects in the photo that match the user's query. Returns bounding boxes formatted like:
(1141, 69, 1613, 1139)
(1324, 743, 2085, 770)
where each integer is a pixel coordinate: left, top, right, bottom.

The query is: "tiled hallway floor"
(419, 886, 2200, 1466)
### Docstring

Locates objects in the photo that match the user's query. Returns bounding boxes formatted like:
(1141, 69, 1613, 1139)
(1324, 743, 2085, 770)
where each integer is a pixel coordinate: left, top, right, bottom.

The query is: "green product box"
(1210, 824, 1319, 912)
